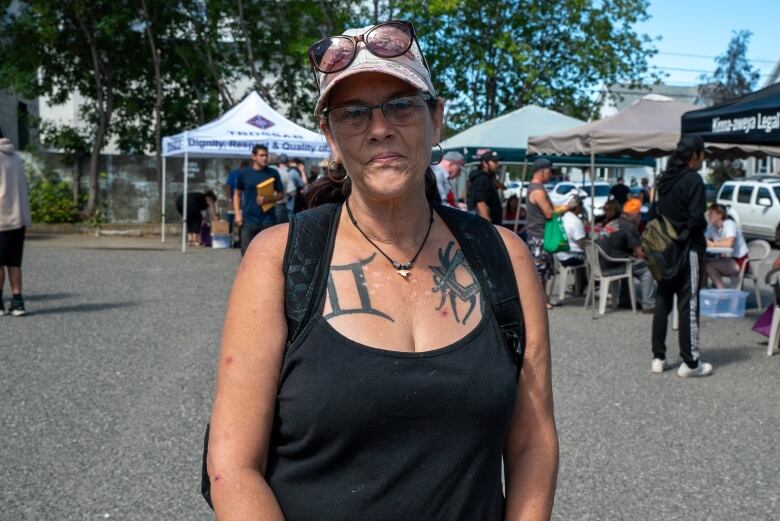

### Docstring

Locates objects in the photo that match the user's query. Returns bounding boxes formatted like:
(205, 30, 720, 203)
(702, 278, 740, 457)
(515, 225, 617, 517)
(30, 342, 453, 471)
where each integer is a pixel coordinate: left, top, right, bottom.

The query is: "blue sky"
(637, 0, 779, 87)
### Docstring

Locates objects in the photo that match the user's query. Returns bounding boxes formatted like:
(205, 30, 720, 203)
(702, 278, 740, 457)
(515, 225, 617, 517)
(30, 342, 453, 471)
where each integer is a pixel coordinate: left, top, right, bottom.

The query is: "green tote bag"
(543, 214, 570, 254)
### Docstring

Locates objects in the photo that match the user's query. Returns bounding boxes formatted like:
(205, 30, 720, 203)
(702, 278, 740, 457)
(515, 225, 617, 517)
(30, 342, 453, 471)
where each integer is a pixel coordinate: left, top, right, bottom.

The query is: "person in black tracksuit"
(651, 135, 713, 377)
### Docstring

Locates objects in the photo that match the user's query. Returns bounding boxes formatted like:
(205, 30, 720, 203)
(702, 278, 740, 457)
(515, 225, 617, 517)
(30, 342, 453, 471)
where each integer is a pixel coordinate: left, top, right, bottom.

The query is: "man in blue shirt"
(233, 144, 284, 256)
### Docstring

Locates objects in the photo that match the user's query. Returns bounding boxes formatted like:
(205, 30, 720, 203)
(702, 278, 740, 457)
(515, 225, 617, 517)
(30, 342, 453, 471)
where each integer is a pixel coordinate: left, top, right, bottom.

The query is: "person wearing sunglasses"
(207, 20, 558, 521)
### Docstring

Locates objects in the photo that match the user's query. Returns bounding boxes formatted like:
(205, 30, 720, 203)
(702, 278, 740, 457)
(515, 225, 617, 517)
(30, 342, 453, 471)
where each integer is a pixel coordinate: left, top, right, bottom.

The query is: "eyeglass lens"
(328, 95, 426, 133)
(365, 23, 412, 57)
(312, 22, 412, 73)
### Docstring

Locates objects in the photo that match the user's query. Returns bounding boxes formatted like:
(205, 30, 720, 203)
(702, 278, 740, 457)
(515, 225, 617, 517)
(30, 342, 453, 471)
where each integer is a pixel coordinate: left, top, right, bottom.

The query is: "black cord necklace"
(345, 198, 434, 278)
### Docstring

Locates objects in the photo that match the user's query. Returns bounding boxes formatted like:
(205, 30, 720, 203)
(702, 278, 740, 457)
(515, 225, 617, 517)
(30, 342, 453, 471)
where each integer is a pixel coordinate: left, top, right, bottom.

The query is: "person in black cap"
(609, 176, 630, 206)
(526, 158, 555, 309)
(466, 150, 503, 224)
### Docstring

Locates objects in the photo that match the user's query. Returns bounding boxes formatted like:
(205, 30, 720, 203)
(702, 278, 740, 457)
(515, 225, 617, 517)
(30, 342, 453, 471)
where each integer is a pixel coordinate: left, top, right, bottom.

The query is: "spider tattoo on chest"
(429, 241, 483, 325)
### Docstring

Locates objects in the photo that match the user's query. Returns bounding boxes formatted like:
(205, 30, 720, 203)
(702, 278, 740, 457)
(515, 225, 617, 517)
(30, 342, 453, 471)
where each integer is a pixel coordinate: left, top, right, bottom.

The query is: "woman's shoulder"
(494, 225, 531, 263)
(241, 223, 291, 274)
(722, 219, 738, 236)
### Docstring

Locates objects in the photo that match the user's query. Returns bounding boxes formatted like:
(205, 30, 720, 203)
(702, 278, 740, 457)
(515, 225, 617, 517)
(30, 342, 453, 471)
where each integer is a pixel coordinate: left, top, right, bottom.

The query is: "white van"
(716, 178, 780, 242)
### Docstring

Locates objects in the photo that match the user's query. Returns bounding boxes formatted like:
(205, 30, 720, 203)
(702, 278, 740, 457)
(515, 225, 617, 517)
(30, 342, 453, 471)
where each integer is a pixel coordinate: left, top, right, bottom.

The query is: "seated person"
(596, 199, 657, 312)
(704, 203, 748, 288)
(503, 195, 526, 239)
(556, 195, 586, 267)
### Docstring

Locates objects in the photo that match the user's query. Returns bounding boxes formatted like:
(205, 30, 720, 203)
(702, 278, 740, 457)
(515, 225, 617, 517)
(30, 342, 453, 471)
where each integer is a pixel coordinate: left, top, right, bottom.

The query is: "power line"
(654, 65, 772, 77)
(657, 51, 776, 64)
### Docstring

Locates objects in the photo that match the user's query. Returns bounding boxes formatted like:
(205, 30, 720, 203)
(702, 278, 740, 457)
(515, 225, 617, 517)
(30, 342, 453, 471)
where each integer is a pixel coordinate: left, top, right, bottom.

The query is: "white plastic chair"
(737, 240, 771, 308)
(553, 256, 587, 301)
(763, 268, 780, 357)
(583, 241, 637, 315)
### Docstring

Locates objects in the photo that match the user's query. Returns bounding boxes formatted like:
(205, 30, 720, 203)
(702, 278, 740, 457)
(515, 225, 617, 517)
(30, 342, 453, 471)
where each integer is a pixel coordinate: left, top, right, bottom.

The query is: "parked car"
(579, 182, 612, 221)
(716, 179, 780, 242)
(502, 180, 526, 201)
(548, 182, 580, 207)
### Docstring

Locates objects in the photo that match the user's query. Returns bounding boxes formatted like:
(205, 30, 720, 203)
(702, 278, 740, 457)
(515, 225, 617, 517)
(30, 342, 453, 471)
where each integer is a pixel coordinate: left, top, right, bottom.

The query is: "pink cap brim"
(314, 61, 431, 116)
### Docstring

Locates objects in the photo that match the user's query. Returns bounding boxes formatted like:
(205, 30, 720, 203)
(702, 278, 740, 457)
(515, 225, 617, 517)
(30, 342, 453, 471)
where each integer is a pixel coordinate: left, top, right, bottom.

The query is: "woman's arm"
(207, 224, 290, 521)
(496, 227, 559, 521)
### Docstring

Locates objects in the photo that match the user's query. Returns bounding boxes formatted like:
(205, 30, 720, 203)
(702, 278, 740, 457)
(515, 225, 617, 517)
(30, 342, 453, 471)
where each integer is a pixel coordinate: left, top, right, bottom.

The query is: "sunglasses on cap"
(308, 21, 429, 87)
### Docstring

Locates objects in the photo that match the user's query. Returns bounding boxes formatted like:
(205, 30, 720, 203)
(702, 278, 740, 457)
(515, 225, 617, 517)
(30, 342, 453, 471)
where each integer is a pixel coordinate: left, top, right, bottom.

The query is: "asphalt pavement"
(1, 234, 779, 520)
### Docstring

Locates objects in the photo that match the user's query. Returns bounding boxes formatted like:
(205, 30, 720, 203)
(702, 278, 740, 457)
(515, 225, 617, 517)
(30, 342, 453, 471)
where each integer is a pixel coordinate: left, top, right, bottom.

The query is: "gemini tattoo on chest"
(324, 253, 394, 322)
(430, 241, 482, 325)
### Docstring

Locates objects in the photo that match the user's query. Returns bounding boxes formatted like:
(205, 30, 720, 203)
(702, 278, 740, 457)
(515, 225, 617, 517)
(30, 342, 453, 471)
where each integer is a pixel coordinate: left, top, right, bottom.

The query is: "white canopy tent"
(161, 91, 330, 251)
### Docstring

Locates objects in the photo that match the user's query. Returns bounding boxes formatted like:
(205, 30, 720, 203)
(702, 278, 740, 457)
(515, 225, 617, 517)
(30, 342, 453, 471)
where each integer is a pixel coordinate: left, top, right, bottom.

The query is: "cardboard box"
(211, 220, 229, 235)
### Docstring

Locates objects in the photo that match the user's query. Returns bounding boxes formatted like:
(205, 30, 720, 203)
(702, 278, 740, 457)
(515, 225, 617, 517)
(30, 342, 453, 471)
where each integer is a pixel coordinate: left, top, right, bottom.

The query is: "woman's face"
(707, 209, 723, 226)
(321, 72, 443, 202)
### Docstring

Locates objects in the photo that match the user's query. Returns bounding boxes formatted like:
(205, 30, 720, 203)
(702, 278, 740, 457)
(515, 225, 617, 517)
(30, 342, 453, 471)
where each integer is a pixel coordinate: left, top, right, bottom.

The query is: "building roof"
(599, 83, 707, 118)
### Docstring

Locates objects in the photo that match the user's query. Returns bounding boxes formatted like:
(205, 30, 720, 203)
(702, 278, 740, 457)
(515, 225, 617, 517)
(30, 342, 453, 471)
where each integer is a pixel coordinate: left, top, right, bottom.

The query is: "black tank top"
(265, 246, 518, 520)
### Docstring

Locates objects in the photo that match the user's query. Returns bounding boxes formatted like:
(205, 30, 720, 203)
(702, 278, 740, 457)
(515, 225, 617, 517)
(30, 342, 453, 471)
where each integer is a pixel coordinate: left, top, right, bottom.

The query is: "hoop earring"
(430, 144, 443, 165)
(327, 160, 348, 183)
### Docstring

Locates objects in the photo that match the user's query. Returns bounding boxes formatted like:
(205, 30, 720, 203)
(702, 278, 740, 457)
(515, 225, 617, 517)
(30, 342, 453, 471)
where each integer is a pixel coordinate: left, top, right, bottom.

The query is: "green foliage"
(28, 178, 80, 224)
(0, 0, 658, 149)
(396, 0, 658, 133)
(707, 160, 745, 188)
(699, 30, 761, 106)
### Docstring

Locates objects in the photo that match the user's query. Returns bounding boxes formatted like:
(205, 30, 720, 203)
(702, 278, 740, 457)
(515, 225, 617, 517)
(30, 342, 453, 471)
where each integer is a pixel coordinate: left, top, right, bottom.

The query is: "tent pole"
(590, 143, 596, 318)
(517, 160, 529, 233)
(161, 156, 166, 243)
(182, 131, 189, 254)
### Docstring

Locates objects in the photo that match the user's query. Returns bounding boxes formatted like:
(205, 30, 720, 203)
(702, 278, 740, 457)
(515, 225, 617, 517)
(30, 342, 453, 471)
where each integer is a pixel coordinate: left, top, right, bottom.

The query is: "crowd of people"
(453, 136, 722, 378)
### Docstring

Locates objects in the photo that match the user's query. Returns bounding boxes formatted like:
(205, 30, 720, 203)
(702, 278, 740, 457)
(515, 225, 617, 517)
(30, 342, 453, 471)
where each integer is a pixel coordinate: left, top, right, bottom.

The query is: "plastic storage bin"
(211, 234, 231, 249)
(699, 289, 749, 318)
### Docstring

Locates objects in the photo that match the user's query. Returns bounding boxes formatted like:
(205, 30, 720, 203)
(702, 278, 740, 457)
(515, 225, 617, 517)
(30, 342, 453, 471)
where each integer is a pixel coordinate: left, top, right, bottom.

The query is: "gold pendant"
(397, 269, 411, 278)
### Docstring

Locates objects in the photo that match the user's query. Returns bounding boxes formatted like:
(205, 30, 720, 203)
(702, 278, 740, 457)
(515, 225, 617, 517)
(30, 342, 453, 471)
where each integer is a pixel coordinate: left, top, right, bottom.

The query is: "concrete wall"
(18, 151, 239, 224)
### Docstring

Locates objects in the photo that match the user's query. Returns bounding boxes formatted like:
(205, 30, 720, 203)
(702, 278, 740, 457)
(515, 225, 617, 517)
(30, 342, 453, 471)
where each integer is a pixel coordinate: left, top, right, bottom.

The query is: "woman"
(175, 190, 217, 246)
(704, 203, 749, 288)
(503, 194, 527, 239)
(651, 135, 712, 377)
(206, 20, 558, 520)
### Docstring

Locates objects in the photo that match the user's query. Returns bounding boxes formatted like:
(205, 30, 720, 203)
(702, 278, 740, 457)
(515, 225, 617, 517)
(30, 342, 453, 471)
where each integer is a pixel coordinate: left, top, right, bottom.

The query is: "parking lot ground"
(1, 234, 779, 520)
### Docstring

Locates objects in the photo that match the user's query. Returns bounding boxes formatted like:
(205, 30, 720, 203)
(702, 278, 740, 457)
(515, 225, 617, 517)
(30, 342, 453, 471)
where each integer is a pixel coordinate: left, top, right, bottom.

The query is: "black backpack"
(200, 202, 525, 509)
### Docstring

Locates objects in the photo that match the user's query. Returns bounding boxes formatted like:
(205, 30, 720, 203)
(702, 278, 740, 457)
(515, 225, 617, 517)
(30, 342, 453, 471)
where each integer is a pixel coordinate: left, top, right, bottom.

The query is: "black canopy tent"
(681, 82, 780, 145)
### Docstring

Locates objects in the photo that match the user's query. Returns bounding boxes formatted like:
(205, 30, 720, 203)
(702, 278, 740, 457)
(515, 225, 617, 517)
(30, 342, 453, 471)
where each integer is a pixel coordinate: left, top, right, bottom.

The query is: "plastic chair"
(763, 268, 780, 357)
(737, 240, 771, 308)
(553, 256, 587, 301)
(583, 240, 637, 315)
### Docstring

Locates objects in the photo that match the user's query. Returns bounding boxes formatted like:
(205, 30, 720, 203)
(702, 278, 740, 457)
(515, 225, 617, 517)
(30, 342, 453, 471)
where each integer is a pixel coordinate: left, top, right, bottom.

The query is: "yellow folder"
(256, 177, 277, 212)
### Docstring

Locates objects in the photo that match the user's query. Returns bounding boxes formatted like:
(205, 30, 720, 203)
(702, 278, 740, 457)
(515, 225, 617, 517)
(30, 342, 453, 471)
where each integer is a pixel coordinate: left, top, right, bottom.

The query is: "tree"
(698, 30, 761, 185)
(0, 0, 145, 217)
(698, 30, 761, 106)
(395, 0, 658, 134)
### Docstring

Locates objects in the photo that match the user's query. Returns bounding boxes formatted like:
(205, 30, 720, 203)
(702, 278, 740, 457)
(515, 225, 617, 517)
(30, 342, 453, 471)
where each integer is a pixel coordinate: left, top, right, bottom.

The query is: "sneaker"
(8, 299, 27, 317)
(677, 361, 713, 378)
(651, 358, 668, 373)
(0, 301, 5, 316)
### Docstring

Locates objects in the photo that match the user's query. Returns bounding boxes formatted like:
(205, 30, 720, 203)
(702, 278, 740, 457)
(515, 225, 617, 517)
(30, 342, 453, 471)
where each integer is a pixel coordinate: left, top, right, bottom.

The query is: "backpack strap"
(201, 203, 341, 511)
(283, 202, 341, 345)
(435, 204, 526, 372)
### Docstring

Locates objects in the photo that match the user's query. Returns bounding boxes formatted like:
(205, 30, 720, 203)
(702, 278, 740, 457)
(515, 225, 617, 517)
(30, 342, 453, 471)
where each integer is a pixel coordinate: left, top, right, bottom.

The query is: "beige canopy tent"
(527, 94, 697, 158)
(528, 94, 780, 159)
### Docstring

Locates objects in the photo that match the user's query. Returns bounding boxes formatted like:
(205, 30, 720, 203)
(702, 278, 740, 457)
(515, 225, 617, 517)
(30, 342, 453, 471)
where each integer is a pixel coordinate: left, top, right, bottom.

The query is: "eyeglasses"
(308, 21, 422, 75)
(324, 93, 435, 134)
